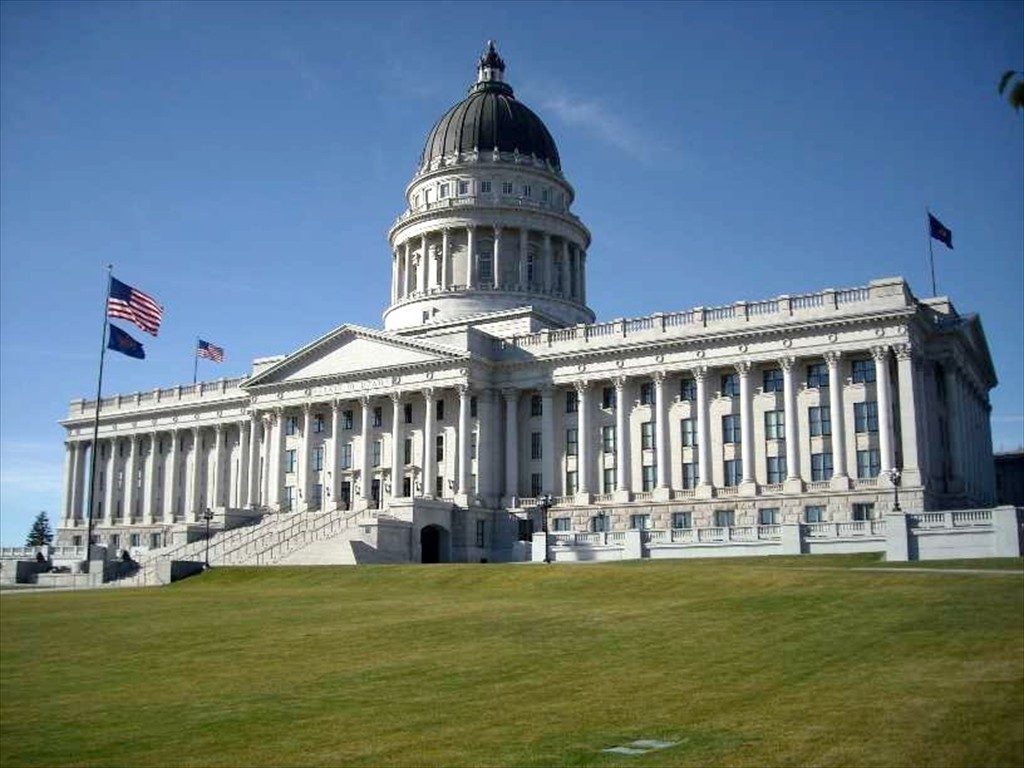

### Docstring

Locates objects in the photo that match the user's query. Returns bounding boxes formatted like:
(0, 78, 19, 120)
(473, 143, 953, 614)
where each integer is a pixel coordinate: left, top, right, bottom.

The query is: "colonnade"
(390, 225, 586, 304)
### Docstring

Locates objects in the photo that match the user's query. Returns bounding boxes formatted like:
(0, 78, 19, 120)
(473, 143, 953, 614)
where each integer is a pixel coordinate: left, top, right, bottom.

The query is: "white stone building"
(55, 44, 998, 564)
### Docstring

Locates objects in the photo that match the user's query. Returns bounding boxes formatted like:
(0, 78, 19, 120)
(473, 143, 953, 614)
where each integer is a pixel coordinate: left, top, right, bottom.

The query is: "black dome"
(420, 47, 561, 171)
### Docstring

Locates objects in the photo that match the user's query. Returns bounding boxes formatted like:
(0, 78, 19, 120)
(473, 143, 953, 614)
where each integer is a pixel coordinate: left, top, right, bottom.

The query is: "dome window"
(480, 180, 492, 194)
(541, 188, 549, 203)
(458, 180, 469, 196)
(439, 183, 450, 199)
(501, 181, 514, 195)
(523, 184, 532, 198)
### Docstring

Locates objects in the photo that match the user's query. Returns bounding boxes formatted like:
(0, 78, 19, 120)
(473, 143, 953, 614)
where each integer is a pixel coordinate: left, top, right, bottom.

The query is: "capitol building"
(53, 44, 1000, 566)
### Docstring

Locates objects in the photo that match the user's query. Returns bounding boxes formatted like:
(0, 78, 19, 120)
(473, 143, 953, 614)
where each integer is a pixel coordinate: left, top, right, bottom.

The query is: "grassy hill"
(2, 554, 1022, 767)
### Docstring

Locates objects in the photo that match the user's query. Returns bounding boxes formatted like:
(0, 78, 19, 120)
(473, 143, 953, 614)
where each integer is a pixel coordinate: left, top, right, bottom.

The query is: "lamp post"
(202, 507, 214, 569)
(886, 468, 902, 513)
(537, 493, 553, 564)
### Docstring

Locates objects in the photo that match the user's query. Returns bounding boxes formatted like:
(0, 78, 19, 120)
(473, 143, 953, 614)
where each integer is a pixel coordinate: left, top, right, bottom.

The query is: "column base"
(783, 478, 804, 493)
(695, 484, 715, 500)
(829, 475, 851, 491)
(899, 468, 922, 487)
(738, 481, 758, 497)
(574, 492, 593, 505)
(652, 487, 672, 502)
(613, 489, 632, 503)
(454, 492, 471, 507)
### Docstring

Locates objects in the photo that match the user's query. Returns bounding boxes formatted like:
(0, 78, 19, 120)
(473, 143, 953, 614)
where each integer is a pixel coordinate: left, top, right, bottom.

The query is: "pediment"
(245, 325, 467, 388)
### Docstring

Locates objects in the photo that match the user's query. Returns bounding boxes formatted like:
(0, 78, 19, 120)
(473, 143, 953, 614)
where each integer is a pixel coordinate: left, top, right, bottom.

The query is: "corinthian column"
(330, 401, 343, 509)
(518, 228, 528, 289)
(466, 226, 476, 288)
(359, 396, 372, 503)
(543, 233, 553, 293)
(694, 367, 712, 498)
(143, 433, 158, 523)
(457, 385, 471, 500)
(780, 357, 802, 492)
(737, 361, 756, 494)
(576, 381, 591, 500)
(212, 424, 225, 509)
(614, 377, 631, 500)
(825, 351, 849, 489)
(540, 386, 555, 496)
(419, 235, 429, 294)
(872, 345, 894, 476)
(493, 226, 503, 289)
(894, 344, 921, 486)
(165, 431, 179, 523)
(247, 412, 260, 507)
(391, 392, 403, 502)
(653, 371, 670, 499)
(62, 441, 75, 524)
(300, 404, 313, 511)
(422, 389, 435, 499)
(503, 388, 518, 503)
(441, 228, 450, 290)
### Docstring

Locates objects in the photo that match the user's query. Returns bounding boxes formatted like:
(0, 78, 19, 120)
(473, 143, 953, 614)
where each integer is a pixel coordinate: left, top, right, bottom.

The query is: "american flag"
(197, 339, 225, 363)
(107, 277, 163, 337)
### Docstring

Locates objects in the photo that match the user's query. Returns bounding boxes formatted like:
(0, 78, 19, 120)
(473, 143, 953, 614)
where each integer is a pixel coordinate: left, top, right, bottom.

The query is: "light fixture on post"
(202, 507, 214, 570)
(885, 467, 902, 513)
(536, 493, 554, 564)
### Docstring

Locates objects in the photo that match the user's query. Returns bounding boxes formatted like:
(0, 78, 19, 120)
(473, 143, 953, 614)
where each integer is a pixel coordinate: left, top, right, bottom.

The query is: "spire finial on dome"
(477, 39, 506, 84)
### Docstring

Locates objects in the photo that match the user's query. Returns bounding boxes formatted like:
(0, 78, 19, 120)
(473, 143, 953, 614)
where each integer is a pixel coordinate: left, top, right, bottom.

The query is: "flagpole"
(85, 264, 114, 567)
(193, 336, 199, 385)
(927, 207, 937, 297)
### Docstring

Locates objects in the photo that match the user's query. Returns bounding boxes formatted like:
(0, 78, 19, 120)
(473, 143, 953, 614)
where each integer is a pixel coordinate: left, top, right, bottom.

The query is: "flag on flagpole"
(107, 277, 164, 336)
(107, 325, 145, 359)
(197, 339, 225, 362)
(928, 213, 953, 249)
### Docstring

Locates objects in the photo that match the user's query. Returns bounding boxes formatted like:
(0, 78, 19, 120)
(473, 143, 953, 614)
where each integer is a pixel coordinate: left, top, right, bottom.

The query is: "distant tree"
(997, 70, 1023, 113)
(26, 512, 53, 547)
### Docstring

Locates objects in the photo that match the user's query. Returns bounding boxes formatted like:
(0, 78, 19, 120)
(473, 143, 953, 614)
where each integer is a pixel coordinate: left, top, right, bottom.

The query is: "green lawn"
(2, 555, 1022, 767)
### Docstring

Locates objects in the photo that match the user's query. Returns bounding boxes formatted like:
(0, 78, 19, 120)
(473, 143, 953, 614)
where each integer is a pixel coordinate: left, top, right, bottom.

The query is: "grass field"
(1, 554, 1022, 767)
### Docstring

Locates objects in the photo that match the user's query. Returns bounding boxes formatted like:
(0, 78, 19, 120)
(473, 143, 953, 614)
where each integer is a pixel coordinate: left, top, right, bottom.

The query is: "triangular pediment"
(244, 325, 467, 388)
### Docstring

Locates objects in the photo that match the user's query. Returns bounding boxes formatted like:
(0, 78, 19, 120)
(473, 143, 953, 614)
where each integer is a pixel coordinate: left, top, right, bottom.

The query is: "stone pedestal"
(695, 484, 714, 500)
(613, 490, 632, 503)
(652, 487, 672, 502)
(783, 478, 804, 494)
(829, 475, 851, 491)
(739, 481, 758, 497)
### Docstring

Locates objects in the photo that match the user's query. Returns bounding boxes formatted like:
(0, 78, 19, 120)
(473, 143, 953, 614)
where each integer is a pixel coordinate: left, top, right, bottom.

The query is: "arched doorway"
(420, 524, 450, 564)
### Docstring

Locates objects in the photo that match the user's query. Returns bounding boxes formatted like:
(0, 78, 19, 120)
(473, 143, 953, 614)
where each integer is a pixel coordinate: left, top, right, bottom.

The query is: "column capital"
(892, 343, 914, 361)
(823, 350, 842, 367)
(612, 375, 628, 391)
(538, 383, 555, 397)
(652, 370, 667, 383)
(215, 423, 226, 434)
(421, 387, 435, 402)
(734, 360, 751, 376)
(870, 344, 890, 361)
(358, 394, 371, 408)
(692, 365, 709, 381)
(501, 387, 518, 402)
(778, 356, 795, 372)
(301, 402, 314, 414)
(390, 390, 403, 405)
(574, 379, 590, 395)
(456, 383, 470, 397)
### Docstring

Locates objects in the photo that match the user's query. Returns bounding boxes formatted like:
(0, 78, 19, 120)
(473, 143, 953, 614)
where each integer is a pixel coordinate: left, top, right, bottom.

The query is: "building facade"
(55, 44, 998, 562)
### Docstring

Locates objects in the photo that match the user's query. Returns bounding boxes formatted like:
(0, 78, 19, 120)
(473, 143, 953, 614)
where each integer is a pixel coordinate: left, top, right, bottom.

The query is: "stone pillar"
(298, 405, 312, 511)
(143, 433, 158, 523)
(165, 431, 179, 523)
(212, 424, 225, 509)
(403, 241, 411, 297)
(653, 371, 670, 497)
(493, 226, 503, 289)
(561, 239, 569, 296)
(780, 357, 802, 492)
(873, 345, 894, 475)
(422, 389, 435, 499)
(330, 401, 343, 509)
(894, 344, 920, 486)
(518, 228, 528, 288)
(944, 364, 964, 493)
(457, 385, 471, 500)
(441, 228, 450, 290)
(694, 367, 712, 497)
(580, 251, 587, 304)
(576, 381, 591, 499)
(466, 225, 476, 289)
(102, 439, 118, 523)
(246, 413, 260, 507)
(273, 411, 287, 509)
(540, 385, 555, 495)
(71, 441, 86, 524)
(737, 361, 756, 493)
(189, 428, 203, 519)
(543, 233, 553, 293)
(503, 389, 518, 503)
(419, 235, 428, 294)
(478, 389, 495, 505)
(614, 377, 631, 499)
(391, 392, 403, 502)
(123, 435, 140, 522)
(390, 249, 398, 303)
(825, 351, 849, 488)
(62, 441, 75, 523)
(359, 397, 371, 503)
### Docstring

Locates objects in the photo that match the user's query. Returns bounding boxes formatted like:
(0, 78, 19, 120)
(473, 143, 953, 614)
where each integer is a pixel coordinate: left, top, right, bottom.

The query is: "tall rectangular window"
(531, 432, 542, 460)
(681, 418, 698, 447)
(566, 428, 578, 456)
(313, 446, 324, 472)
(641, 421, 655, 450)
(856, 449, 880, 479)
(313, 414, 325, 433)
(286, 416, 298, 436)
(721, 373, 739, 397)
(522, 184, 532, 198)
(758, 508, 779, 525)
(601, 425, 616, 454)
(764, 410, 785, 440)
(552, 517, 571, 532)
(501, 181, 513, 195)
(470, 432, 477, 459)
(340, 444, 352, 469)
(763, 368, 784, 392)
(438, 182, 450, 198)
(531, 473, 542, 497)
(470, 397, 477, 418)
(641, 464, 656, 492)
(851, 359, 875, 383)
(811, 452, 833, 481)
(809, 406, 832, 437)
(590, 514, 609, 532)
(565, 390, 578, 413)
(284, 486, 294, 509)
(672, 512, 692, 529)
(639, 382, 654, 405)
(372, 441, 381, 467)
(565, 470, 577, 495)
(681, 462, 698, 489)
(854, 401, 879, 433)
(805, 505, 825, 523)
(312, 484, 322, 507)
(285, 449, 296, 474)
(435, 435, 444, 462)
(630, 514, 652, 530)
(601, 387, 615, 409)
(404, 438, 413, 465)
(852, 503, 875, 521)
(807, 363, 829, 389)
(342, 410, 353, 430)
(680, 377, 696, 401)
(480, 180, 492, 194)
(724, 458, 742, 486)
(436, 399, 445, 421)
(530, 394, 543, 417)
(722, 414, 741, 444)
(372, 407, 382, 428)
(475, 519, 486, 546)
(714, 509, 735, 527)
(404, 403, 413, 424)
(458, 180, 469, 196)
(603, 467, 616, 493)
(766, 456, 786, 484)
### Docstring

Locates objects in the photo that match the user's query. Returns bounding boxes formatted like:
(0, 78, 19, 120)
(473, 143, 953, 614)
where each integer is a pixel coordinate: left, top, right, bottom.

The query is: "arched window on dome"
(526, 243, 539, 289)
(554, 251, 564, 295)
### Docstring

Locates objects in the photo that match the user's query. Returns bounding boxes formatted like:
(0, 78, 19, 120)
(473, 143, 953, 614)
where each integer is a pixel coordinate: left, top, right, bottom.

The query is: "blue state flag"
(108, 324, 145, 360)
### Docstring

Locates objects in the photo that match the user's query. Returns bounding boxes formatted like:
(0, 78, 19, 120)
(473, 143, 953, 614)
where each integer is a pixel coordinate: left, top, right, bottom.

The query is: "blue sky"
(1, 1, 1021, 544)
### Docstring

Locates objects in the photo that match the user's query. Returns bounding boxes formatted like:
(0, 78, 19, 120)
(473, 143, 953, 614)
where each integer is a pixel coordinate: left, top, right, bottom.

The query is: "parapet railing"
(70, 376, 248, 417)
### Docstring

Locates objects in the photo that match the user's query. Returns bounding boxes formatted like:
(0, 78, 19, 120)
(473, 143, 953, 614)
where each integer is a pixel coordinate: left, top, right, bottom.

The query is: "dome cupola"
(384, 43, 592, 332)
